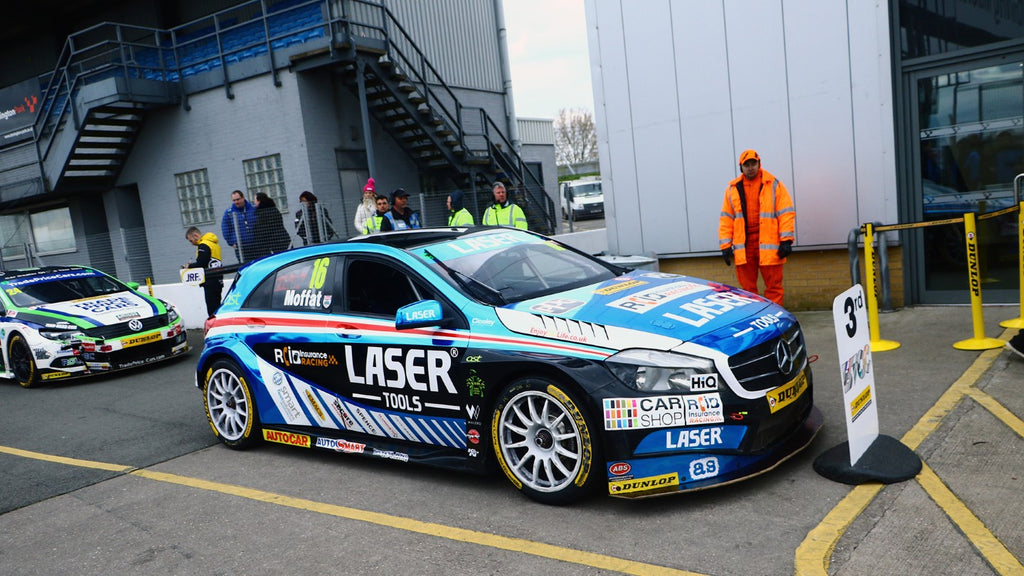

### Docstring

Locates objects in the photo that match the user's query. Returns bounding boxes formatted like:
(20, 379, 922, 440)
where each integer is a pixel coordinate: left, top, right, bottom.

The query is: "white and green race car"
(0, 266, 189, 387)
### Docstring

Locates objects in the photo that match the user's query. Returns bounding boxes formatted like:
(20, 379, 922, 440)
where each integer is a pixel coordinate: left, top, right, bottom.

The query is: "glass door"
(914, 60, 1024, 303)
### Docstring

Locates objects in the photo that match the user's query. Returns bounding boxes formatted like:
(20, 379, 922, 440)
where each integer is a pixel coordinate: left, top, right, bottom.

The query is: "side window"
(344, 258, 421, 317)
(243, 256, 337, 312)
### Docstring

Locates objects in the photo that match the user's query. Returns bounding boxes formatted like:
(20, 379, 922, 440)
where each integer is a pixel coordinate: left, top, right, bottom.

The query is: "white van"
(561, 179, 604, 220)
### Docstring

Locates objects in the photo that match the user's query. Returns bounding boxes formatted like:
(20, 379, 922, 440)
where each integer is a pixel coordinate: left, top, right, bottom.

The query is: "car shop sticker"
(604, 396, 687, 430)
(766, 372, 808, 414)
(609, 472, 679, 495)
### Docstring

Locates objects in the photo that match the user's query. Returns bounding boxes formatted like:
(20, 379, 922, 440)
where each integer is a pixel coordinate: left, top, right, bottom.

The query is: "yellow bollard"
(953, 212, 1005, 350)
(146, 277, 154, 297)
(999, 201, 1024, 329)
(863, 223, 900, 351)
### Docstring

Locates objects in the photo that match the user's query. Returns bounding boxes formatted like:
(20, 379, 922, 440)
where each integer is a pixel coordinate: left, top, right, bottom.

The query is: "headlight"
(39, 328, 83, 341)
(606, 349, 716, 392)
(167, 307, 179, 323)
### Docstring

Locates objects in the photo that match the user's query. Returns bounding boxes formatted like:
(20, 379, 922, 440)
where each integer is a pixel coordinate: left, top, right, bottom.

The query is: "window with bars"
(176, 169, 215, 226)
(243, 154, 288, 211)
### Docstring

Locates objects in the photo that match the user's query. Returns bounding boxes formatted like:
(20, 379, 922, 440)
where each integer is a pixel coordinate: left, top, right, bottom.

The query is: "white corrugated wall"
(585, 0, 898, 258)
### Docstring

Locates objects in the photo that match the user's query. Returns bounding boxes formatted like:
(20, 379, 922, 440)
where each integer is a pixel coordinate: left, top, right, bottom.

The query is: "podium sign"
(832, 284, 879, 465)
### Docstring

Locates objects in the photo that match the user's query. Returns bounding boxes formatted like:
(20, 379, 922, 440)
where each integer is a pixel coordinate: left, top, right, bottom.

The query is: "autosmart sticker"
(315, 437, 365, 454)
(684, 393, 724, 425)
(609, 472, 679, 495)
(767, 372, 808, 414)
(604, 396, 686, 430)
(633, 425, 747, 454)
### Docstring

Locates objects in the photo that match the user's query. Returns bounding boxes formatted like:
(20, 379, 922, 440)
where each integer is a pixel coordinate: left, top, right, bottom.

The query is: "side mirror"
(395, 300, 449, 330)
(126, 281, 141, 291)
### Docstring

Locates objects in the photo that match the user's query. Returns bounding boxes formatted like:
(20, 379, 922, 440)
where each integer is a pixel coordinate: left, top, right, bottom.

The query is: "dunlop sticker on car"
(122, 332, 161, 348)
(767, 372, 808, 414)
(609, 472, 679, 495)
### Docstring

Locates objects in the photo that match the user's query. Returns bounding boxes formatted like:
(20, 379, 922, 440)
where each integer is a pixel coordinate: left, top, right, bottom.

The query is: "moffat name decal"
(344, 345, 457, 395)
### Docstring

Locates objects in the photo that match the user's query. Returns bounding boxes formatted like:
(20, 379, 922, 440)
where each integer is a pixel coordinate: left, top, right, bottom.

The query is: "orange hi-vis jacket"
(718, 169, 795, 266)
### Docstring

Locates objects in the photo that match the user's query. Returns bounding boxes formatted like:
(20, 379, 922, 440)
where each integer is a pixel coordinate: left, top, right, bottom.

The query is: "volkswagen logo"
(128, 319, 144, 332)
(775, 339, 794, 375)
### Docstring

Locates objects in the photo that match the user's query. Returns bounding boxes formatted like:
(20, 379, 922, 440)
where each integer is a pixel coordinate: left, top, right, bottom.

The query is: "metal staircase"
(0, 0, 556, 231)
(58, 103, 146, 189)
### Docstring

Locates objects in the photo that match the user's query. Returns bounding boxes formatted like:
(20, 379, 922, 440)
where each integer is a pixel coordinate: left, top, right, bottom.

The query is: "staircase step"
(70, 152, 128, 161)
(87, 117, 142, 128)
(79, 128, 137, 138)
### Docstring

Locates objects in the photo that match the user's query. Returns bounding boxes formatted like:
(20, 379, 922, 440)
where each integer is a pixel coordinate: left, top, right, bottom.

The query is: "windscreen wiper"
(423, 250, 507, 305)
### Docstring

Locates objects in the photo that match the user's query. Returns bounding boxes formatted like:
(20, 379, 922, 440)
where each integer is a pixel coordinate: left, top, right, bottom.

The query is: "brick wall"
(658, 247, 905, 311)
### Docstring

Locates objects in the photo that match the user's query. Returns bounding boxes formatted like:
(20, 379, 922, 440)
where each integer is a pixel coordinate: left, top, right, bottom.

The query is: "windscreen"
(1, 269, 127, 308)
(572, 183, 602, 197)
(412, 230, 616, 304)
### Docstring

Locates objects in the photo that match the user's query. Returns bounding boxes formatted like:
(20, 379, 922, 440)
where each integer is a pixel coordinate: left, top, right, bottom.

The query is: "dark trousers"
(203, 280, 224, 318)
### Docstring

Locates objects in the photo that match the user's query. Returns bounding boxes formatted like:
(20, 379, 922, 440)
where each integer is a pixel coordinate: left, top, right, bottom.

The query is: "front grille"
(728, 323, 807, 393)
(82, 314, 170, 339)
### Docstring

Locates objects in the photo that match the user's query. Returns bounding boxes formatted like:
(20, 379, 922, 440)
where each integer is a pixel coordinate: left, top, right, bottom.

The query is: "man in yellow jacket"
(718, 149, 795, 306)
(482, 181, 527, 229)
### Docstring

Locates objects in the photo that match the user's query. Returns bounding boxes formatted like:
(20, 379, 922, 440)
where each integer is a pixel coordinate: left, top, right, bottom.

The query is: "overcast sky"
(502, 0, 594, 120)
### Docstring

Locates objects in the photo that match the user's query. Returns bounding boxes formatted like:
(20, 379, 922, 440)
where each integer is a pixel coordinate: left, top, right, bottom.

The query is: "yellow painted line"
(131, 468, 704, 576)
(916, 462, 1024, 575)
(0, 443, 702, 576)
(794, 483, 884, 575)
(0, 445, 135, 473)
(900, 346, 1005, 451)
(965, 387, 1024, 439)
(795, 339, 1010, 576)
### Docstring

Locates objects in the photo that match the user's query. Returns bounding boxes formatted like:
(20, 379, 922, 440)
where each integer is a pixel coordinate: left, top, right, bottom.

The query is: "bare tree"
(554, 107, 598, 166)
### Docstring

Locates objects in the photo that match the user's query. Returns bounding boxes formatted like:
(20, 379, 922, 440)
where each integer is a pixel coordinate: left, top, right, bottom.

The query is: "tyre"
(203, 359, 260, 449)
(8, 333, 38, 388)
(491, 378, 598, 504)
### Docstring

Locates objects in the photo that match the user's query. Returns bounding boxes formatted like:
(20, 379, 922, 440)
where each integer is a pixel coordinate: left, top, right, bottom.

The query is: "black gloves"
(721, 248, 733, 266)
(777, 240, 793, 259)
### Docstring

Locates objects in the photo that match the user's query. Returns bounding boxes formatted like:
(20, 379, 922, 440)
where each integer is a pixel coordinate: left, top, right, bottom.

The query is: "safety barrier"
(853, 172, 1024, 352)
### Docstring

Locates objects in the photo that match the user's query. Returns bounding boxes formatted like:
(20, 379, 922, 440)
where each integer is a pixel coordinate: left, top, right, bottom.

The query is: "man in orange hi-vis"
(718, 149, 795, 306)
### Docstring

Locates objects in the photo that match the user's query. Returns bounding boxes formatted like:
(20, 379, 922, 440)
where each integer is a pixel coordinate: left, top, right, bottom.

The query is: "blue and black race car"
(0, 266, 189, 387)
(197, 227, 822, 504)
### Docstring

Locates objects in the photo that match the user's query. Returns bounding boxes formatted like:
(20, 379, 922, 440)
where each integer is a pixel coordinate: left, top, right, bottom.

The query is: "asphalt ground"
(0, 304, 1022, 575)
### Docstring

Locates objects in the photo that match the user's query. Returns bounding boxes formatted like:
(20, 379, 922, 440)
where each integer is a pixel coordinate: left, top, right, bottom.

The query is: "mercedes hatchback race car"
(0, 266, 189, 387)
(197, 227, 822, 504)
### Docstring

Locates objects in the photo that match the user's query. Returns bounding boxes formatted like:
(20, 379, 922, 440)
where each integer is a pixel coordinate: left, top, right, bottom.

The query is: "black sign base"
(813, 434, 921, 485)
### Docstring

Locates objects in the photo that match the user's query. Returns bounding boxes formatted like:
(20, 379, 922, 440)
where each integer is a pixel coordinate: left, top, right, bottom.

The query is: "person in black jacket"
(185, 226, 224, 318)
(294, 190, 337, 245)
(251, 192, 291, 260)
